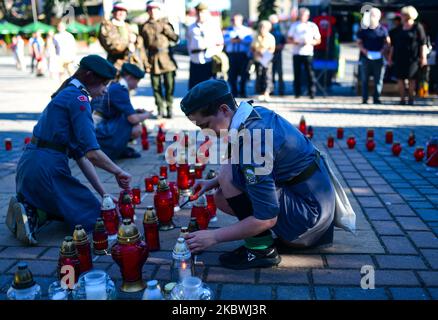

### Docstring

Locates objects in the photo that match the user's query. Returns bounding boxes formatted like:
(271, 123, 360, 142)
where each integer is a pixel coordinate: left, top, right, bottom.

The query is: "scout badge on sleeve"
(243, 166, 257, 185)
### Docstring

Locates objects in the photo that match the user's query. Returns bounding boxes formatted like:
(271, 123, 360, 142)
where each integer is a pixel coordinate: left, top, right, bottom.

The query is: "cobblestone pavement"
(0, 53, 437, 300)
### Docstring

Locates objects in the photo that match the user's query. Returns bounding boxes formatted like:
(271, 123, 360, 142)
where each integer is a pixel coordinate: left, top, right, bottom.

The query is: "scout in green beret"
(181, 79, 336, 270)
(7, 55, 132, 245)
(91, 62, 155, 160)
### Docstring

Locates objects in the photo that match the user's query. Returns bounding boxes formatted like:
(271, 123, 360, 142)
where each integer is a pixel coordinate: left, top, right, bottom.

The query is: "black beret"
(79, 55, 117, 80)
(121, 63, 146, 79)
(180, 79, 232, 116)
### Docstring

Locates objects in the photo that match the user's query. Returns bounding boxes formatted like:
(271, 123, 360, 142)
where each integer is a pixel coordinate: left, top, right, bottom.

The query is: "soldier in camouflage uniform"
(140, 1, 179, 119)
(98, 2, 144, 70)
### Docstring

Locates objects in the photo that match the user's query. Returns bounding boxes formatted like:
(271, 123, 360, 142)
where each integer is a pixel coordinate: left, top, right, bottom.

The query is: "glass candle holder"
(132, 187, 141, 205)
(152, 175, 160, 185)
(145, 177, 154, 193)
(414, 147, 425, 162)
(392, 142, 402, 156)
(160, 166, 168, 179)
(4, 138, 12, 151)
(385, 130, 393, 144)
(337, 128, 344, 139)
(346, 136, 356, 149)
(48, 281, 69, 300)
(327, 136, 334, 148)
(72, 270, 116, 300)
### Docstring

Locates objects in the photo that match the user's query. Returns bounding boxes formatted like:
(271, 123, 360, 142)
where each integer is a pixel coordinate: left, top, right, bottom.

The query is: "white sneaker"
(5, 196, 18, 234)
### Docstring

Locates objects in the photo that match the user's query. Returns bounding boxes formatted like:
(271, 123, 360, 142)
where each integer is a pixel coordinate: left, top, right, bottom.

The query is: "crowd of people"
(11, 22, 77, 80)
(8, 2, 435, 110)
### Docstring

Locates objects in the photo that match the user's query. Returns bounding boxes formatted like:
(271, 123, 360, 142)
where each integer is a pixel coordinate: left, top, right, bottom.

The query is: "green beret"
(180, 79, 232, 116)
(121, 63, 145, 79)
(79, 55, 117, 80)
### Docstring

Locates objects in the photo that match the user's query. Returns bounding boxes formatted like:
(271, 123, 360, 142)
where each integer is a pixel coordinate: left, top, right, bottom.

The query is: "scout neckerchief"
(119, 78, 129, 90)
(69, 78, 90, 97)
(229, 101, 253, 130)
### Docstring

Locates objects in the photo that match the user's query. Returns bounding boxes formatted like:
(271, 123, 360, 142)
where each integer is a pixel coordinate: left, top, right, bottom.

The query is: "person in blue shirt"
(180, 79, 336, 269)
(92, 63, 154, 160)
(223, 14, 253, 98)
(357, 7, 390, 104)
(6, 55, 132, 245)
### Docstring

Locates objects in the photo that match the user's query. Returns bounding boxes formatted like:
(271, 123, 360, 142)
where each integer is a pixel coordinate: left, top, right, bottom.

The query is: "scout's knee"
(214, 188, 235, 216)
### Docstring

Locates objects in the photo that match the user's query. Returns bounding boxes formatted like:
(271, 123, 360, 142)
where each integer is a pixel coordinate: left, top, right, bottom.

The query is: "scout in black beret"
(181, 79, 235, 117)
(79, 54, 118, 80)
(121, 63, 146, 80)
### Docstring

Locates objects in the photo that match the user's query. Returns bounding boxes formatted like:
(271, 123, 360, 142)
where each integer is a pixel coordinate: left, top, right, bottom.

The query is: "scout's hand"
(116, 170, 132, 189)
(192, 179, 217, 197)
(186, 230, 218, 253)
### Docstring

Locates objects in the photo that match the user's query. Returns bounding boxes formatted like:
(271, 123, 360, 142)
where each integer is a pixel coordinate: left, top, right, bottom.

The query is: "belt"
(191, 48, 207, 54)
(31, 136, 67, 154)
(283, 152, 320, 186)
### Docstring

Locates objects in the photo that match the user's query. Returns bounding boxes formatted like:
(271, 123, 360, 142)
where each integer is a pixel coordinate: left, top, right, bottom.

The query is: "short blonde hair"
(401, 6, 418, 20)
(258, 20, 272, 32)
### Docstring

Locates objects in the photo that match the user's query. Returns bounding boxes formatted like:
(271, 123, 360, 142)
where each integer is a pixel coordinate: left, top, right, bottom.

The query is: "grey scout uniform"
(230, 101, 335, 245)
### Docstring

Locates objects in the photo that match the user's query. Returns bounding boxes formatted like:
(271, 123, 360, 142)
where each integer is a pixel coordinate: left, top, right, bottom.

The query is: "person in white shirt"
(186, 2, 224, 89)
(12, 33, 25, 71)
(54, 22, 77, 79)
(287, 8, 321, 98)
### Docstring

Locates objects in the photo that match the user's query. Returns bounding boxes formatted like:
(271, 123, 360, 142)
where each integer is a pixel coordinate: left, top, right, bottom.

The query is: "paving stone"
(259, 268, 309, 284)
(380, 236, 418, 254)
(408, 201, 434, 209)
(220, 284, 272, 300)
(416, 209, 438, 221)
(333, 287, 388, 300)
(0, 259, 16, 274)
(408, 232, 438, 248)
(357, 196, 384, 208)
(371, 185, 396, 194)
(363, 208, 393, 221)
(375, 270, 419, 286)
(0, 246, 47, 259)
(325, 254, 374, 269)
(351, 187, 375, 197)
(379, 194, 405, 205)
(206, 267, 256, 284)
(278, 255, 324, 269)
(375, 255, 427, 269)
(396, 217, 430, 231)
(428, 288, 438, 300)
(347, 180, 368, 188)
(387, 204, 417, 217)
(314, 287, 332, 300)
(38, 247, 60, 260)
(276, 286, 310, 300)
(420, 249, 438, 269)
(372, 221, 404, 236)
(312, 269, 361, 285)
(390, 287, 429, 300)
(418, 271, 438, 286)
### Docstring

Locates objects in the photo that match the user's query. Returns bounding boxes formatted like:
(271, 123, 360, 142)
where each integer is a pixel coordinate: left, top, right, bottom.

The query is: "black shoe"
(408, 98, 415, 106)
(399, 99, 406, 105)
(295, 95, 301, 99)
(362, 99, 368, 104)
(219, 245, 281, 270)
(373, 99, 382, 104)
(309, 94, 315, 99)
(120, 147, 141, 159)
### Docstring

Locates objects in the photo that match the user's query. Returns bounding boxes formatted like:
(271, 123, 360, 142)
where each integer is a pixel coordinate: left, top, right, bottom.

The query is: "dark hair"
(195, 94, 237, 117)
(51, 68, 108, 98)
